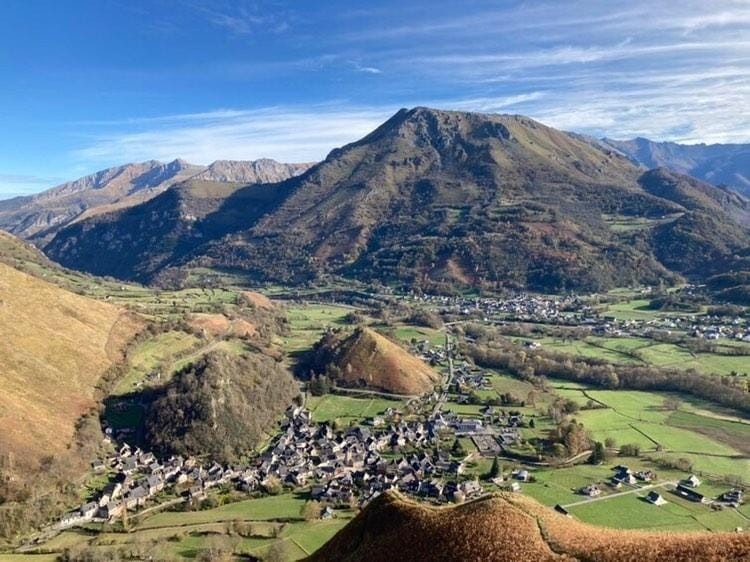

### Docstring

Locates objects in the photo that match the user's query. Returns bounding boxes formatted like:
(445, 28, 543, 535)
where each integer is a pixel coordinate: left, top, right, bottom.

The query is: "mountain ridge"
(600, 136, 750, 197)
(0, 158, 313, 241)
(41, 107, 750, 293)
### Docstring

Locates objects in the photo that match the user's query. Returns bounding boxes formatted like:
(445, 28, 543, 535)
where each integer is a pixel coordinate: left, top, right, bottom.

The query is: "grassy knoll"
(307, 394, 402, 424)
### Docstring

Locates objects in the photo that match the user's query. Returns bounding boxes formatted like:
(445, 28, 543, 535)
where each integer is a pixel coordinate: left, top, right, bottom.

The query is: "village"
(403, 289, 750, 343)
(56, 337, 536, 530)
(55, 317, 746, 536)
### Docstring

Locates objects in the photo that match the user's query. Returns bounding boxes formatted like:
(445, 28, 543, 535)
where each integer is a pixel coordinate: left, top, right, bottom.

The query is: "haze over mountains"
(34, 107, 750, 295)
(600, 137, 750, 197)
(0, 158, 313, 241)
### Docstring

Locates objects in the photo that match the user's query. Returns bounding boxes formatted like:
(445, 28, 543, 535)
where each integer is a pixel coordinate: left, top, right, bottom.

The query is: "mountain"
(43, 107, 750, 293)
(310, 491, 750, 562)
(0, 158, 313, 242)
(193, 158, 313, 183)
(0, 238, 141, 494)
(601, 137, 750, 197)
(301, 327, 440, 395)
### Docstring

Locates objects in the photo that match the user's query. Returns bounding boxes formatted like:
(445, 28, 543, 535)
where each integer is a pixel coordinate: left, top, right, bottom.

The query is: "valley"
(2, 273, 749, 560)
(1, 108, 749, 561)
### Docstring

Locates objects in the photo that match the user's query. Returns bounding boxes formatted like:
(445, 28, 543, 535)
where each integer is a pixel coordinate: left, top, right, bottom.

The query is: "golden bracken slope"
(0, 254, 138, 479)
(309, 491, 750, 562)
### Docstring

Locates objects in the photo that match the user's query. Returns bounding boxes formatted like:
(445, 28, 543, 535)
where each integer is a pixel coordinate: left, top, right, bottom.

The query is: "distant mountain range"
(599, 137, 750, 197)
(39, 107, 750, 294)
(0, 158, 313, 241)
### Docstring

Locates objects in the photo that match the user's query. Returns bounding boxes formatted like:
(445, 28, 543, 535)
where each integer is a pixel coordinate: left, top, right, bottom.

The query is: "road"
(331, 385, 419, 401)
(561, 480, 678, 508)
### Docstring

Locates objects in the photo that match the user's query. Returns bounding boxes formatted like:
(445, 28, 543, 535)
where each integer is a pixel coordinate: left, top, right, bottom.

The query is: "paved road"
(561, 480, 678, 508)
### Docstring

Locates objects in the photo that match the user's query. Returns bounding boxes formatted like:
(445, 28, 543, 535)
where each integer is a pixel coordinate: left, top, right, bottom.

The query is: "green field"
(283, 303, 352, 354)
(113, 331, 201, 395)
(307, 394, 403, 423)
(138, 494, 307, 529)
(571, 390, 750, 480)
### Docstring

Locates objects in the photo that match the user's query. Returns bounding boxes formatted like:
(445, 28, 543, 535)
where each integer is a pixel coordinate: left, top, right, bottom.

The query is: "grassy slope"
(0, 262, 139, 476)
(311, 491, 750, 562)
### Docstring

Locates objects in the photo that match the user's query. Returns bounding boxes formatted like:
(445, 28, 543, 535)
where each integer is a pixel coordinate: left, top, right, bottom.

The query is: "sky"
(1, 0, 749, 198)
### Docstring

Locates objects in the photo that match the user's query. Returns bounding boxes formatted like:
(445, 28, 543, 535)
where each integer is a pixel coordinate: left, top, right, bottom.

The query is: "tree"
(262, 476, 283, 495)
(301, 500, 322, 521)
(589, 441, 606, 465)
(604, 437, 617, 449)
(663, 397, 681, 411)
(619, 443, 641, 457)
(265, 540, 288, 562)
(526, 389, 538, 407)
(486, 456, 501, 479)
(451, 438, 466, 457)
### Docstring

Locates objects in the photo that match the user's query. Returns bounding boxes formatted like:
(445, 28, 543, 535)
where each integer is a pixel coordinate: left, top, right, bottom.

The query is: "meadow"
(306, 394, 403, 423)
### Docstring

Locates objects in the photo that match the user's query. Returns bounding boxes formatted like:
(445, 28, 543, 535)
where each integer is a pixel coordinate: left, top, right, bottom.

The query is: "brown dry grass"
(334, 328, 440, 395)
(242, 290, 274, 310)
(189, 313, 256, 338)
(0, 263, 138, 477)
(310, 491, 750, 562)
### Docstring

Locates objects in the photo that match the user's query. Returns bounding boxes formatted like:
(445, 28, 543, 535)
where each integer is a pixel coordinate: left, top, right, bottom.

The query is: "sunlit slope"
(310, 491, 750, 562)
(0, 262, 137, 474)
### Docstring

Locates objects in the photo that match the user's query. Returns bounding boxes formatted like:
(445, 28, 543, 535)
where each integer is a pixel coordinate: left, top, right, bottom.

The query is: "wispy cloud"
(0, 173, 64, 198)
(72, 105, 399, 165)
(189, 1, 291, 35)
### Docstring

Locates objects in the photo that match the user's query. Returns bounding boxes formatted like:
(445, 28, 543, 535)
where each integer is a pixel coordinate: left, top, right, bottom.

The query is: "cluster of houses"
(59, 401, 503, 529)
(405, 292, 587, 325)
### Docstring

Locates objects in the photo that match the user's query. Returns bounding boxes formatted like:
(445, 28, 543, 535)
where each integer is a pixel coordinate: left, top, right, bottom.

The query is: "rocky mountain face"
(0, 158, 312, 241)
(601, 137, 750, 197)
(193, 158, 313, 183)
(43, 107, 750, 293)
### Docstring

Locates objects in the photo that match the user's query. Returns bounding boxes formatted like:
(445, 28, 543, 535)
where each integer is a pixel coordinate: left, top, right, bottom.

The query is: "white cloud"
(73, 105, 398, 166)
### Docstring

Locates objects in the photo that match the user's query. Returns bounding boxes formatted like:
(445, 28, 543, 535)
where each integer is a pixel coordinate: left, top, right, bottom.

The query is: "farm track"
(561, 480, 678, 508)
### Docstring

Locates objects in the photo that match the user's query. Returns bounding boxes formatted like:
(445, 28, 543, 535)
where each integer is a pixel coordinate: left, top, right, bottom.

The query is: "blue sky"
(1, 0, 749, 198)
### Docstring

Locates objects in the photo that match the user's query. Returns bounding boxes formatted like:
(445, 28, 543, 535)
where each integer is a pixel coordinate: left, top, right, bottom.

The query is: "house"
(683, 474, 701, 488)
(514, 469, 531, 482)
(635, 470, 656, 482)
(581, 484, 601, 497)
(321, 506, 334, 519)
(675, 484, 707, 503)
(721, 489, 743, 506)
(509, 482, 521, 492)
(100, 501, 124, 520)
(80, 501, 99, 520)
(554, 504, 571, 517)
(647, 491, 667, 505)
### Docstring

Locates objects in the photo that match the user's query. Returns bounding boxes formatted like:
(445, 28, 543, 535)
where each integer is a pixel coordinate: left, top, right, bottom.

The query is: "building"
(647, 491, 667, 505)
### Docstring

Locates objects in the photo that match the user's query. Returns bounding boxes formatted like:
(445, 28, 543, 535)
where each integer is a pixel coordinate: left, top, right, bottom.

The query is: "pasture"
(306, 394, 403, 423)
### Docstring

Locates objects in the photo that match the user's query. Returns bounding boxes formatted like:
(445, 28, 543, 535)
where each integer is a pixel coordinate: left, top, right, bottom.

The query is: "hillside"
(0, 261, 140, 489)
(44, 107, 750, 293)
(0, 158, 312, 242)
(310, 491, 750, 562)
(44, 179, 295, 284)
(301, 327, 440, 395)
(602, 137, 750, 197)
(144, 351, 299, 463)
